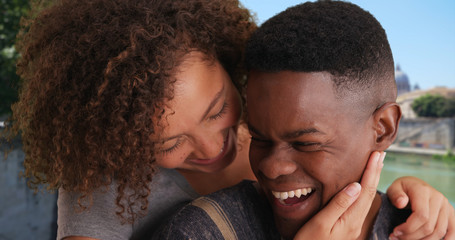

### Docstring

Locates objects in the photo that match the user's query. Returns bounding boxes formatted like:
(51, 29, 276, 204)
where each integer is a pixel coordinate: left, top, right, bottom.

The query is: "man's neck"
(357, 192, 382, 240)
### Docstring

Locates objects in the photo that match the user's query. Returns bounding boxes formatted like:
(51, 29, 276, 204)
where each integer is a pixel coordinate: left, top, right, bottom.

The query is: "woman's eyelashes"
(160, 102, 229, 154)
(208, 102, 229, 121)
(161, 138, 183, 155)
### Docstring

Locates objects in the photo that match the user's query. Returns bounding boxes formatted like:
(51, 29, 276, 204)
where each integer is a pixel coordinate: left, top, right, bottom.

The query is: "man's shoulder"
(153, 180, 281, 240)
(370, 191, 412, 239)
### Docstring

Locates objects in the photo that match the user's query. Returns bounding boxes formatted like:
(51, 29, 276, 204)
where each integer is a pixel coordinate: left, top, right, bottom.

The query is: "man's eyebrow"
(199, 83, 224, 122)
(282, 128, 322, 139)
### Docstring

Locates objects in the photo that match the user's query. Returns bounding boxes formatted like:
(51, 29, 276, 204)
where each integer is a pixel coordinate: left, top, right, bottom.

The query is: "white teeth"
(302, 188, 307, 196)
(220, 133, 228, 153)
(295, 189, 302, 198)
(272, 187, 313, 201)
(273, 191, 281, 199)
(288, 191, 295, 198)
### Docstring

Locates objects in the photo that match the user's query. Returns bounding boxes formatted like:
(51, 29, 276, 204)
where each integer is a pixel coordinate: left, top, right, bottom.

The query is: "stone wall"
(396, 118, 455, 151)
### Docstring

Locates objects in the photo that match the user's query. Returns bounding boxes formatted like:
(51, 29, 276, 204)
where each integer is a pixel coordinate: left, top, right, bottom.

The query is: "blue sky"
(240, 0, 455, 90)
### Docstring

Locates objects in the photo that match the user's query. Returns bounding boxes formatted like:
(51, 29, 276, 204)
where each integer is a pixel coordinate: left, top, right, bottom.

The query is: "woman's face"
(154, 52, 242, 173)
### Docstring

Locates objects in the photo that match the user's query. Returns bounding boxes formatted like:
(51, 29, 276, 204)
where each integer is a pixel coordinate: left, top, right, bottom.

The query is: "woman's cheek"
(229, 94, 243, 124)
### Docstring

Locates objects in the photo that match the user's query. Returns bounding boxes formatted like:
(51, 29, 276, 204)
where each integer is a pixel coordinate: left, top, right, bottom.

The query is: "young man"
(153, 2, 453, 239)
(244, 1, 403, 239)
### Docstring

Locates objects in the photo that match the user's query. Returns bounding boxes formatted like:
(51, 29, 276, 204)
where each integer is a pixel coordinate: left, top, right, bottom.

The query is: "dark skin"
(247, 70, 401, 239)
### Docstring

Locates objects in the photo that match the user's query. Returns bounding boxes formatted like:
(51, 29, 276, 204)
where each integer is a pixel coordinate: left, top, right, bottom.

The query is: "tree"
(0, 0, 30, 116)
(439, 97, 455, 117)
(412, 94, 455, 118)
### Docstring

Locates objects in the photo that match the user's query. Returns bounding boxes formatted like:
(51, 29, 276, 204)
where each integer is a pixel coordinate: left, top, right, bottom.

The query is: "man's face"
(247, 71, 374, 239)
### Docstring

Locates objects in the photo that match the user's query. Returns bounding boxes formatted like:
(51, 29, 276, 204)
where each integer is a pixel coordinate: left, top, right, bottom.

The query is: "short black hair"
(245, 1, 396, 104)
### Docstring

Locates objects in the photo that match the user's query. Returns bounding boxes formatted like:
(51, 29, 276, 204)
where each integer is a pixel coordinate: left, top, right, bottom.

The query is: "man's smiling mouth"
(271, 188, 314, 205)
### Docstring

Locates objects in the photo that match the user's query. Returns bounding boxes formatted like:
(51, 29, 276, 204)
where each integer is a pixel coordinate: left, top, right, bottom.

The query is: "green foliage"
(0, 0, 30, 116)
(411, 94, 455, 118)
(433, 150, 455, 163)
(440, 97, 455, 117)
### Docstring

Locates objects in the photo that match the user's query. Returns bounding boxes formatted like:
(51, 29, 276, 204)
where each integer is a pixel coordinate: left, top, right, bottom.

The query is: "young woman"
(9, 0, 453, 239)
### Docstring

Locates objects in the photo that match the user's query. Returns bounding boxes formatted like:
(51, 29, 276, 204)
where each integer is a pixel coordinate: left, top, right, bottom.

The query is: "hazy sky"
(240, 0, 455, 90)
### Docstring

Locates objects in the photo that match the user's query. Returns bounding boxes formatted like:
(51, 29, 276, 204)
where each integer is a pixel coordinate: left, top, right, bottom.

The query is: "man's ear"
(373, 102, 402, 150)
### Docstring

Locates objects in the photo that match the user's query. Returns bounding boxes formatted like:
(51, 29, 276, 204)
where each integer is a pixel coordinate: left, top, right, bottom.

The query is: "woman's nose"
(257, 149, 297, 180)
(191, 131, 225, 160)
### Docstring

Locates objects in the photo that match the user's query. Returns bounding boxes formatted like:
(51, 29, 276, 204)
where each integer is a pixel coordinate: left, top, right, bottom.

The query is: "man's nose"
(257, 148, 297, 180)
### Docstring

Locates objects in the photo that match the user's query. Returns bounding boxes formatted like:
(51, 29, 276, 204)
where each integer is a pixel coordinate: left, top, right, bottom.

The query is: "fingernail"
(345, 182, 361, 197)
(374, 152, 381, 163)
(393, 230, 403, 236)
(396, 196, 406, 207)
(379, 152, 386, 167)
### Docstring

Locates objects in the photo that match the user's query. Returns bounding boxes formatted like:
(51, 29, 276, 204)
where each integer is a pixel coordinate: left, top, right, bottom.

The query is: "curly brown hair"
(10, 0, 256, 222)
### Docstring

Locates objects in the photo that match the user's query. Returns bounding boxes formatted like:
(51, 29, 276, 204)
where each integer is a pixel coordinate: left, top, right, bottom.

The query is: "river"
(378, 151, 455, 207)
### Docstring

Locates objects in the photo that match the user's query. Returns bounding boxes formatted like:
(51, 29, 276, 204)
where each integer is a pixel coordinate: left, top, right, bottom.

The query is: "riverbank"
(387, 144, 449, 156)
(379, 150, 455, 208)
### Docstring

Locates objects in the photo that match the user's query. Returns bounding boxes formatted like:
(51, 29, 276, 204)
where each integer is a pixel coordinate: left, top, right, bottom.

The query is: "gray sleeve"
(57, 168, 199, 240)
(56, 184, 132, 240)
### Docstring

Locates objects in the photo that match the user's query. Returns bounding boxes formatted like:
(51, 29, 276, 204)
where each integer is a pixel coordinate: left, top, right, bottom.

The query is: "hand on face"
(293, 151, 385, 240)
(293, 157, 455, 240)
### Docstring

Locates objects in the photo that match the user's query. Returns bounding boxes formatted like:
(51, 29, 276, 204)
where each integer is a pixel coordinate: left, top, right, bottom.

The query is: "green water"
(378, 151, 455, 207)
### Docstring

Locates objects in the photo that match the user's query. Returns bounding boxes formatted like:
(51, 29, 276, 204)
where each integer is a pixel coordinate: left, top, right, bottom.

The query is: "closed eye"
(160, 138, 183, 155)
(291, 141, 321, 152)
(208, 102, 228, 121)
(250, 136, 272, 147)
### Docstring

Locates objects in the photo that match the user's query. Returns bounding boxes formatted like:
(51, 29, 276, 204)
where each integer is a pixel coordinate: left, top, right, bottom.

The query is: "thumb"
(386, 177, 410, 209)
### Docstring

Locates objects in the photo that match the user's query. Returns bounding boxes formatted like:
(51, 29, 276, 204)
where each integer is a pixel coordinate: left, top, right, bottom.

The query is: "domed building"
(395, 65, 410, 95)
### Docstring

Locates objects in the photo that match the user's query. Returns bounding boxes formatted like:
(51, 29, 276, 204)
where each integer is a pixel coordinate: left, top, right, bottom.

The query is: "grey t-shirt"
(57, 168, 199, 240)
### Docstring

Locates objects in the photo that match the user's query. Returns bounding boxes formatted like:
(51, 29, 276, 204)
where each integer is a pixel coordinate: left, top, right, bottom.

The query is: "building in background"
(397, 87, 455, 119)
(394, 87, 455, 151)
(395, 65, 411, 96)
